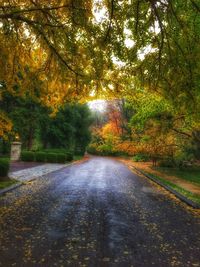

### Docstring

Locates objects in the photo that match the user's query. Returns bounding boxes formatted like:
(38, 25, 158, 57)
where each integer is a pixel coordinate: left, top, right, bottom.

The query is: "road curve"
(0, 156, 200, 267)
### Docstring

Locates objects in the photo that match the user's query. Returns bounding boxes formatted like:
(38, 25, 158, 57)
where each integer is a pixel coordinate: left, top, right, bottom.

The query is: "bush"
(132, 154, 149, 162)
(87, 145, 99, 155)
(0, 158, 10, 177)
(75, 148, 85, 156)
(158, 158, 175, 168)
(57, 153, 67, 163)
(46, 153, 57, 163)
(35, 152, 46, 162)
(21, 151, 35, 162)
(66, 152, 73, 161)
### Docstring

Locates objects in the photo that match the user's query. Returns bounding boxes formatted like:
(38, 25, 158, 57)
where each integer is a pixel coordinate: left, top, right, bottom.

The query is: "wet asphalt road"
(0, 157, 200, 267)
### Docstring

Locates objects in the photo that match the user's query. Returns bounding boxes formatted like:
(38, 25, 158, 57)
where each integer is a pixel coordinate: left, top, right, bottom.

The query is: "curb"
(8, 160, 80, 183)
(132, 166, 200, 209)
(1, 158, 88, 196)
(0, 182, 23, 196)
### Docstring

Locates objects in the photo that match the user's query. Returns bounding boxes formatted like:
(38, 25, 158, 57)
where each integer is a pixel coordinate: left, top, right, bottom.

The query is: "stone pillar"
(10, 142, 22, 161)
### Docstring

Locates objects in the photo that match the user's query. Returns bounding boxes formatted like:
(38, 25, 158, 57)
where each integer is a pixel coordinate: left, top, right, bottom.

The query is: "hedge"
(46, 153, 57, 163)
(66, 152, 73, 161)
(35, 152, 46, 162)
(21, 150, 74, 163)
(21, 151, 35, 162)
(57, 153, 67, 163)
(0, 158, 10, 177)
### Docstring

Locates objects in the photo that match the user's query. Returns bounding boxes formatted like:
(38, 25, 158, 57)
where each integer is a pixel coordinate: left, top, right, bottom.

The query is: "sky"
(88, 99, 107, 112)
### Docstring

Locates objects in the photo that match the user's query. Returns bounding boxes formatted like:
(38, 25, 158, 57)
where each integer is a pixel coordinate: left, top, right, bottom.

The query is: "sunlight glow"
(92, 0, 109, 24)
(88, 100, 107, 112)
(137, 45, 158, 61)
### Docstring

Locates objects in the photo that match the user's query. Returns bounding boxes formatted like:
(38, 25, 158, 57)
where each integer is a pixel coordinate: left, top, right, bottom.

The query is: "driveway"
(0, 157, 200, 266)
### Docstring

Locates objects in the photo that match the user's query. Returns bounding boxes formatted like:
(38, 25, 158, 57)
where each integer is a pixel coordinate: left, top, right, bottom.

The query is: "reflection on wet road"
(0, 157, 200, 266)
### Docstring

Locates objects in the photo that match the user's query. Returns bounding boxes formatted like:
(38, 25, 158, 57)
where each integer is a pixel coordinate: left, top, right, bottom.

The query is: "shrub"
(0, 158, 10, 177)
(21, 151, 35, 162)
(66, 152, 73, 161)
(43, 148, 67, 154)
(158, 158, 175, 168)
(46, 153, 57, 163)
(132, 154, 149, 162)
(87, 145, 99, 155)
(35, 152, 46, 162)
(57, 153, 67, 163)
(75, 148, 85, 156)
(98, 144, 114, 156)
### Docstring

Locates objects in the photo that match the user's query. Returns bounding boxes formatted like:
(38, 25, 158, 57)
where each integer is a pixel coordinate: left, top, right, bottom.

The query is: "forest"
(0, 0, 200, 166)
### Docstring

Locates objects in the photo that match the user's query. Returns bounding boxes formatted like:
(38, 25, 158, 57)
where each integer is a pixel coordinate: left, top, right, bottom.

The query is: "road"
(0, 157, 200, 267)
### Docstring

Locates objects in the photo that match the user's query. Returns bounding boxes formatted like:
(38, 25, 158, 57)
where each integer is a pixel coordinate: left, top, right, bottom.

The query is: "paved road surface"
(0, 157, 200, 267)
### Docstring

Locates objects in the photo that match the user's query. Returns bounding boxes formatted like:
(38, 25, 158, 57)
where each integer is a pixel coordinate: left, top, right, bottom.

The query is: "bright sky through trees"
(88, 100, 107, 112)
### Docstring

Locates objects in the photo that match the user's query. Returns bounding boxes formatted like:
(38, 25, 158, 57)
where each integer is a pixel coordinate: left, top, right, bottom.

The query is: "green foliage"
(145, 171, 200, 205)
(0, 179, 17, 189)
(0, 91, 50, 150)
(46, 153, 57, 163)
(87, 145, 99, 155)
(0, 139, 10, 155)
(57, 153, 67, 163)
(39, 103, 92, 153)
(21, 151, 35, 162)
(66, 152, 73, 161)
(0, 158, 10, 177)
(131, 95, 172, 130)
(41, 149, 68, 154)
(0, 1, 200, 167)
(132, 154, 149, 162)
(98, 144, 114, 156)
(158, 159, 175, 168)
(35, 152, 46, 162)
(155, 166, 200, 186)
(87, 143, 120, 157)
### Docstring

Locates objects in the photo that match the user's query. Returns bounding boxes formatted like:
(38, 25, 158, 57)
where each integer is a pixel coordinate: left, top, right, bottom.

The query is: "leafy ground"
(0, 157, 200, 267)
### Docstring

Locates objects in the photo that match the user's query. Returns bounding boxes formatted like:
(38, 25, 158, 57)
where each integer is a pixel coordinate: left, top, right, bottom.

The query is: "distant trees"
(0, 91, 92, 155)
(40, 103, 92, 154)
(88, 96, 200, 166)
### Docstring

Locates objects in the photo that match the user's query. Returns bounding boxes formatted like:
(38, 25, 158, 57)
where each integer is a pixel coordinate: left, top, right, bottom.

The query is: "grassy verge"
(0, 179, 18, 190)
(142, 170, 200, 205)
(73, 155, 84, 161)
(154, 167, 200, 185)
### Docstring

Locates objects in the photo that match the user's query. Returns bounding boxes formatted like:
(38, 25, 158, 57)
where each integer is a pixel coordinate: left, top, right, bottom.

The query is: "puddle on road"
(141, 186, 165, 195)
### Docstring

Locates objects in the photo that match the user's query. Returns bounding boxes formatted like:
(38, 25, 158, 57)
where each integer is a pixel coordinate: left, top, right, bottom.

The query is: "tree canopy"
(0, 0, 200, 162)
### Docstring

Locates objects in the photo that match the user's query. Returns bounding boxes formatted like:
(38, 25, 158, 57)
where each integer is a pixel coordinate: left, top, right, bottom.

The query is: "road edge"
(0, 182, 23, 196)
(132, 166, 200, 209)
(1, 157, 89, 196)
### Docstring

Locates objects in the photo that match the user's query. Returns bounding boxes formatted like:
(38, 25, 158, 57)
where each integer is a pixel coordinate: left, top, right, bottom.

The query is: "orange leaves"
(101, 122, 121, 138)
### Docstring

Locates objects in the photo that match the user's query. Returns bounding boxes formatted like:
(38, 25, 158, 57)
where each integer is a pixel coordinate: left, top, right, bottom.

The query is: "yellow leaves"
(101, 122, 121, 138)
(0, 112, 12, 138)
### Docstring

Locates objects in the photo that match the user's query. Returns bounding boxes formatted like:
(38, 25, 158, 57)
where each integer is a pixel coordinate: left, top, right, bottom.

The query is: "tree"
(40, 103, 92, 154)
(0, 0, 199, 163)
(0, 90, 49, 150)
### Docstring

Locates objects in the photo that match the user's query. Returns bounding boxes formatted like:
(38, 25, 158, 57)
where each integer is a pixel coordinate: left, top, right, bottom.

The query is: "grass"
(73, 155, 84, 161)
(0, 179, 18, 190)
(154, 166, 200, 185)
(40, 148, 70, 154)
(144, 171, 200, 205)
